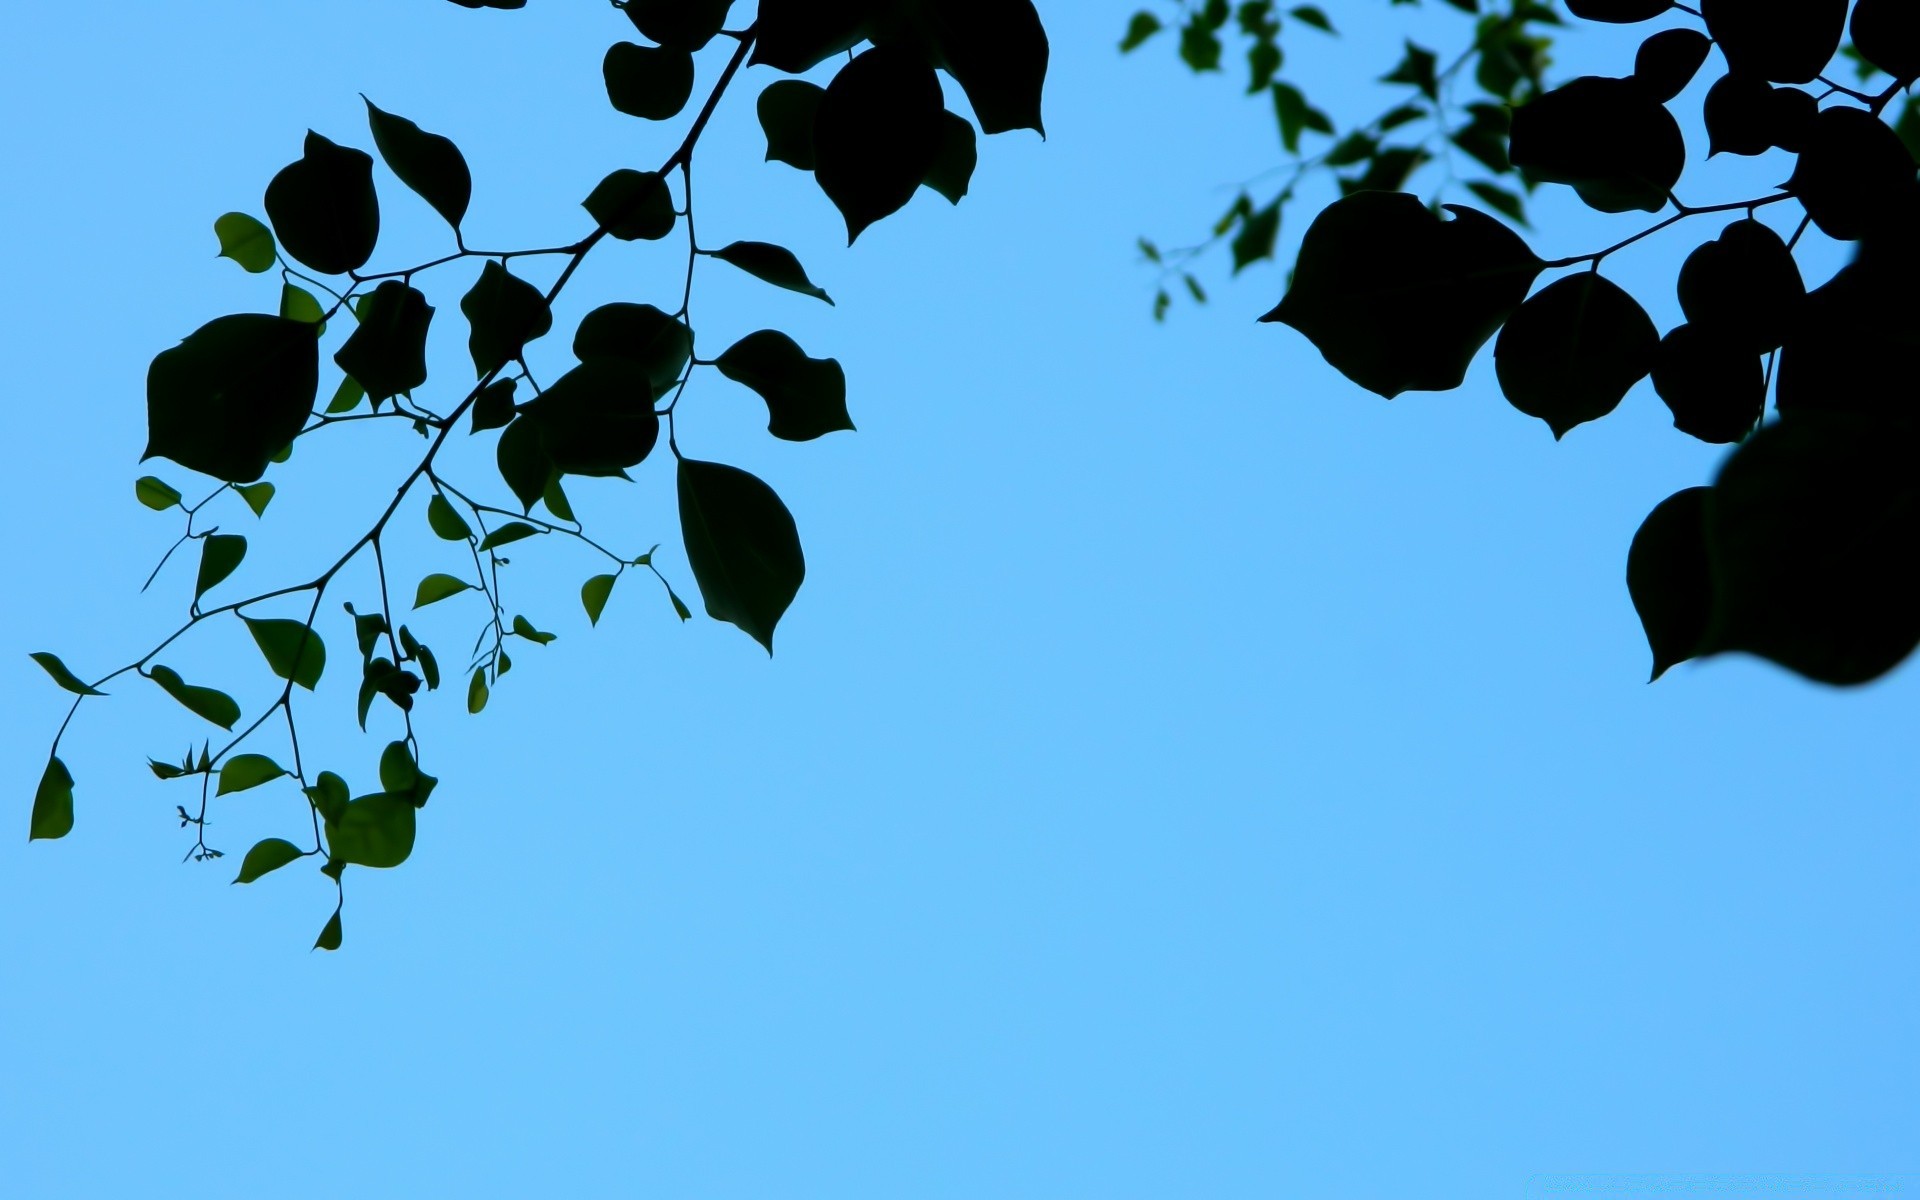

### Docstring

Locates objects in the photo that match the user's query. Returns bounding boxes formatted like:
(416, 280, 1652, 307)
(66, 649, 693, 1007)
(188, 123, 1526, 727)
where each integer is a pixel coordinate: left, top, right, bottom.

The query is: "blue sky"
(1, 3, 1915, 1197)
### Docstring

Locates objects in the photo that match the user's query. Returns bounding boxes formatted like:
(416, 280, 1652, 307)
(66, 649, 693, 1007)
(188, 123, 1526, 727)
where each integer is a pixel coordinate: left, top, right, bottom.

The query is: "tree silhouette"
(1128, 0, 1920, 689)
(27, 0, 1047, 949)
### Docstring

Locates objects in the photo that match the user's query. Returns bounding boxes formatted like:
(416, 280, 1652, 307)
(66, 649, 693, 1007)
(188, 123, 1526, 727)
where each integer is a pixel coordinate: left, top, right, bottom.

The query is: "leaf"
(233, 838, 305, 884)
(145, 314, 319, 484)
(314, 907, 343, 952)
(135, 476, 182, 511)
(1852, 0, 1920, 80)
(603, 42, 696, 122)
(414, 573, 474, 608)
(364, 97, 472, 231)
(194, 534, 248, 600)
(1703, 414, 1920, 685)
(1261, 192, 1542, 398)
(512, 615, 556, 645)
(1381, 41, 1439, 100)
(922, 112, 979, 205)
(710, 241, 833, 305)
(1628, 487, 1714, 681)
(677, 459, 806, 653)
(467, 667, 490, 714)
(757, 80, 824, 170)
(427, 494, 473, 541)
(236, 482, 276, 517)
(582, 169, 675, 241)
(1230, 200, 1280, 273)
(30, 757, 74, 841)
(470, 378, 518, 433)
(542, 476, 575, 523)
(1785, 106, 1920, 242)
(1494, 274, 1658, 439)
(1702, 0, 1845, 84)
(814, 47, 945, 243)
(1777, 241, 1920, 421)
(925, 0, 1049, 136)
(1676, 220, 1804, 354)
(495, 417, 554, 513)
(1509, 76, 1685, 213)
(753, 0, 869, 73)
(334, 280, 433, 404)
(1120, 11, 1163, 51)
(1465, 181, 1527, 225)
(1631, 28, 1712, 103)
(572, 303, 690, 393)
(518, 360, 661, 477)
(326, 376, 365, 415)
(1702, 73, 1778, 158)
(379, 741, 438, 806)
(30, 652, 104, 697)
(1650, 325, 1763, 444)
(147, 665, 241, 730)
(305, 772, 350, 823)
(243, 617, 327, 690)
(263, 130, 379, 275)
(214, 212, 277, 273)
(347, 603, 388, 661)
(1565, 0, 1673, 20)
(461, 261, 553, 378)
(325, 793, 418, 868)
(1289, 5, 1334, 32)
(623, 0, 730, 50)
(714, 330, 853, 441)
(217, 753, 288, 795)
(582, 574, 616, 626)
(279, 283, 326, 330)
(480, 522, 538, 551)
(148, 759, 189, 780)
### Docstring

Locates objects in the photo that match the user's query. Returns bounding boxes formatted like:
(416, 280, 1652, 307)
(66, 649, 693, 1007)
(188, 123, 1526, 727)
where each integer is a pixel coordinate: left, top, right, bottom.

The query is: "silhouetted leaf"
(427, 494, 473, 541)
(573, 303, 690, 392)
(715, 330, 853, 441)
(147, 666, 240, 730)
(1650, 325, 1762, 444)
(1703, 72, 1778, 156)
(923, 111, 979, 204)
(604, 42, 695, 121)
(1676, 219, 1804, 353)
(678, 459, 806, 653)
(926, 0, 1050, 135)
(1631, 29, 1711, 102)
(334, 280, 433, 403)
(1703, 0, 1846, 85)
(1262, 192, 1542, 398)
(214, 212, 277, 273)
(195, 534, 247, 600)
(314, 907, 343, 952)
(1778, 240, 1920, 419)
(1495, 273, 1657, 438)
(1509, 75, 1684, 212)
(264, 131, 379, 275)
(461, 261, 553, 378)
(217, 754, 287, 796)
(753, 0, 869, 73)
(816, 47, 945, 243)
(364, 98, 472, 231)
(1566, 0, 1670, 21)
(582, 574, 616, 625)
(135, 476, 182, 511)
(582, 169, 675, 241)
(233, 838, 305, 884)
(710, 241, 834, 304)
(758, 80, 824, 170)
(244, 617, 326, 690)
(496, 417, 554, 512)
(1704, 414, 1920, 684)
(30, 757, 74, 841)
(471, 378, 518, 433)
(624, 0, 730, 50)
(519, 359, 660, 476)
(145, 315, 318, 484)
(1786, 106, 1920, 241)
(1852, 0, 1920, 81)
(414, 574, 474, 608)
(29, 652, 104, 697)
(1628, 486, 1714, 681)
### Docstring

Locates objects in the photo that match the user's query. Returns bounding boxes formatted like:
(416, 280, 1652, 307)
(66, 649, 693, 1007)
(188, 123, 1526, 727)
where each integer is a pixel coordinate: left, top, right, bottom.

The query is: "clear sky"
(1, 3, 1915, 1198)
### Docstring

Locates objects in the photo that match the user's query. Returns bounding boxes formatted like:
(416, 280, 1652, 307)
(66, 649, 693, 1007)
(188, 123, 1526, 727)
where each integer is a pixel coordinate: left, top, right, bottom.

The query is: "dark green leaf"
(314, 907, 343, 952)
(136, 476, 182, 511)
(280, 283, 326, 329)
(305, 772, 350, 824)
(364, 97, 472, 231)
(1230, 200, 1280, 273)
(414, 573, 474, 608)
(1180, 20, 1223, 71)
(217, 753, 287, 796)
(573, 303, 690, 392)
(467, 667, 490, 714)
(264, 131, 379, 275)
(495, 417, 554, 513)
(480, 522, 538, 551)
(582, 169, 675, 241)
(710, 241, 834, 304)
(922, 111, 979, 205)
(1381, 41, 1439, 100)
(326, 376, 365, 415)
(512, 615, 556, 645)
(1289, 5, 1334, 32)
(30, 652, 104, 697)
(145, 314, 319, 484)
(427, 494, 473, 541)
(244, 617, 327, 690)
(461, 261, 553, 378)
(194, 534, 247, 600)
(30, 757, 74, 841)
(1120, 10, 1163, 51)
(519, 360, 660, 476)
(334, 280, 433, 403)
(677, 458, 806, 653)
(715, 330, 853, 441)
(236, 482, 276, 517)
(603, 42, 696, 122)
(471, 378, 518, 433)
(326, 793, 416, 868)
(815, 47, 946, 243)
(346, 602, 388, 661)
(233, 838, 305, 884)
(582, 573, 616, 625)
(379, 741, 438, 806)
(757, 80, 824, 170)
(214, 212, 277, 273)
(1465, 181, 1527, 224)
(147, 665, 241, 730)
